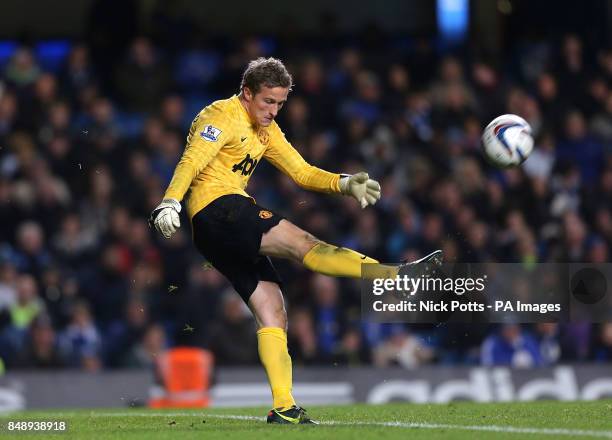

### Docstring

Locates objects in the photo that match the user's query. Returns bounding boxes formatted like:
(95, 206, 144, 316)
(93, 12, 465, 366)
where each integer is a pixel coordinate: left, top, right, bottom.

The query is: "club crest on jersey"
(257, 129, 269, 146)
(259, 210, 273, 219)
(200, 125, 222, 142)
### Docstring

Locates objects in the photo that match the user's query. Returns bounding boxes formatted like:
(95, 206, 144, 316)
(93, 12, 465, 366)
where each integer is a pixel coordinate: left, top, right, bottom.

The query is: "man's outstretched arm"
(263, 125, 381, 208)
(150, 110, 230, 238)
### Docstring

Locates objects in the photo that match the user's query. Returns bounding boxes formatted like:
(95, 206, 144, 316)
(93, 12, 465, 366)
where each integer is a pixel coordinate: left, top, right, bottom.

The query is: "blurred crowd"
(0, 29, 611, 372)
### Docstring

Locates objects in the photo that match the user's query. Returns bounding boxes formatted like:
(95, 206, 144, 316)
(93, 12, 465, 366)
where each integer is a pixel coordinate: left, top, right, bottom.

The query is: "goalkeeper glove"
(149, 198, 181, 239)
(339, 172, 381, 208)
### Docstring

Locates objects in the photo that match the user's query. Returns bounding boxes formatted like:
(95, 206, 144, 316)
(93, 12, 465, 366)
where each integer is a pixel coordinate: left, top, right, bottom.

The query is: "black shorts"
(191, 194, 284, 302)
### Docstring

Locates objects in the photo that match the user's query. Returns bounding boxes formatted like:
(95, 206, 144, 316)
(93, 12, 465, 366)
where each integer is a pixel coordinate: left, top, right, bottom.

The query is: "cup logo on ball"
(482, 114, 534, 168)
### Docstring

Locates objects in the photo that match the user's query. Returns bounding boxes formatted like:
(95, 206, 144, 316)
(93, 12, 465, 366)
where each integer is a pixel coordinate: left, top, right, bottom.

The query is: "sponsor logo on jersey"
(200, 125, 222, 142)
(232, 153, 258, 176)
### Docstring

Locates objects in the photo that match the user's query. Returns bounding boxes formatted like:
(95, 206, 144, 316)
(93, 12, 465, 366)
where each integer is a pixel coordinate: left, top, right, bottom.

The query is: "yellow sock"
(302, 242, 398, 279)
(257, 327, 296, 410)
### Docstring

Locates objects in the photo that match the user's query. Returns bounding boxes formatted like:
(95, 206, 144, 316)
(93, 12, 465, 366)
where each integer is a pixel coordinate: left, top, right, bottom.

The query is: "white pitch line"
(204, 414, 612, 438)
(37, 412, 612, 439)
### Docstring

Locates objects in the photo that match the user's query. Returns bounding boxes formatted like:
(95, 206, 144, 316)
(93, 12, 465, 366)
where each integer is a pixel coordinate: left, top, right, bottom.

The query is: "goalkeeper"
(150, 57, 441, 424)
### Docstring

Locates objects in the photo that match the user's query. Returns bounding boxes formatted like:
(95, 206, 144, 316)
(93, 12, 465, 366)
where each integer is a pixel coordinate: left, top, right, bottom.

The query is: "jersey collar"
(234, 94, 257, 128)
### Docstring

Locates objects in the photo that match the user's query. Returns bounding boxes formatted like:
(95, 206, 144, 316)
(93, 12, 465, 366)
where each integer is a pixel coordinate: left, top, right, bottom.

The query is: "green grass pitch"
(1, 401, 611, 439)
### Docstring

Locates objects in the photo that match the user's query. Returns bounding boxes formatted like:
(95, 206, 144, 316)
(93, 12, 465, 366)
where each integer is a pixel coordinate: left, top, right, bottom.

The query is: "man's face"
(242, 86, 289, 127)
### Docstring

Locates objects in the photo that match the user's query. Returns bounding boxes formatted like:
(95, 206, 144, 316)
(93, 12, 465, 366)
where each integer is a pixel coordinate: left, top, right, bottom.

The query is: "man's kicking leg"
(260, 219, 442, 278)
(248, 280, 316, 424)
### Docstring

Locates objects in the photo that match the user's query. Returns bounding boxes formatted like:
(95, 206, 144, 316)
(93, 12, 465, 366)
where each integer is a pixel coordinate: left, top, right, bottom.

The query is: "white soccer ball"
(481, 114, 534, 168)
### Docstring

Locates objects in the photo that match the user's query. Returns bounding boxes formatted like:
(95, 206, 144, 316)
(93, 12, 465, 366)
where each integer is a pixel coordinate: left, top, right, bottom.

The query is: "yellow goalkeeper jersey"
(163, 95, 342, 220)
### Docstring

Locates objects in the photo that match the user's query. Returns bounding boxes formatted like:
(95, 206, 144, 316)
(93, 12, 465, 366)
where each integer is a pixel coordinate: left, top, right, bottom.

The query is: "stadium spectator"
(0, 90, 19, 145)
(207, 290, 258, 365)
(481, 324, 542, 368)
(11, 222, 52, 279)
(103, 299, 150, 368)
(310, 274, 345, 362)
(0, 274, 45, 364)
(4, 47, 40, 88)
(335, 327, 371, 366)
(52, 213, 98, 266)
(10, 274, 45, 331)
(556, 110, 604, 185)
(590, 93, 612, 143)
(58, 300, 101, 370)
(288, 307, 319, 365)
(592, 323, 612, 362)
(123, 323, 167, 368)
(534, 323, 561, 366)
(373, 327, 434, 369)
(39, 267, 79, 329)
(85, 244, 130, 324)
(60, 44, 97, 99)
(114, 37, 170, 113)
(14, 314, 65, 369)
(0, 260, 17, 311)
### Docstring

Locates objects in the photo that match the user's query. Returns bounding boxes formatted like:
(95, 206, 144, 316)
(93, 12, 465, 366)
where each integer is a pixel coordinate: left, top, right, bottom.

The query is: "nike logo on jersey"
(241, 136, 247, 142)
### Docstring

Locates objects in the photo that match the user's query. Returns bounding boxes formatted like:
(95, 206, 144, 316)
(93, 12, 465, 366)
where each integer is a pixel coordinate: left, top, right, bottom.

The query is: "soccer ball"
(481, 114, 534, 168)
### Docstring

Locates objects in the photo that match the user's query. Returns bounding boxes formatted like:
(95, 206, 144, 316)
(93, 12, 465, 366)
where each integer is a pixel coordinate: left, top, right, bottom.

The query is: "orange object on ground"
(149, 347, 213, 408)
